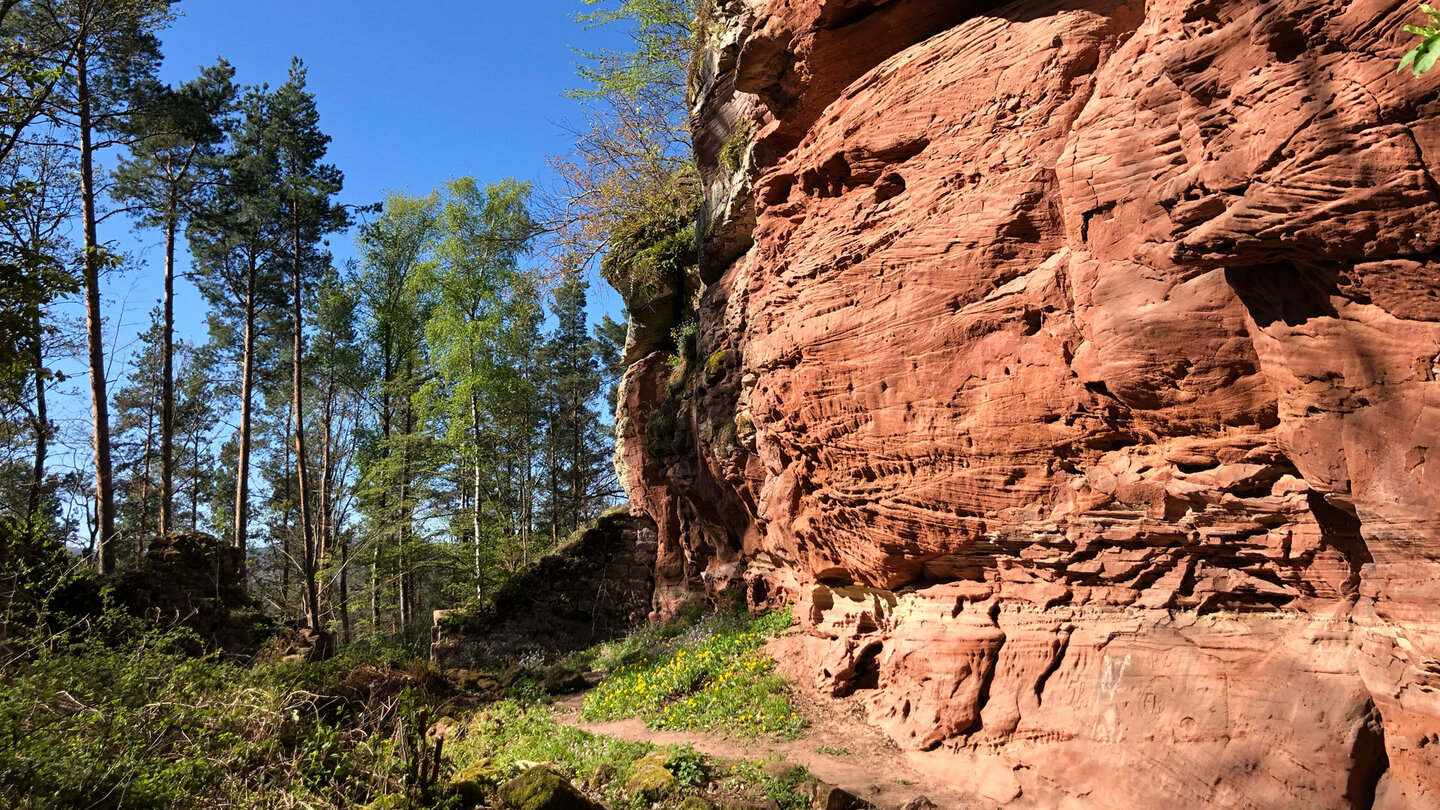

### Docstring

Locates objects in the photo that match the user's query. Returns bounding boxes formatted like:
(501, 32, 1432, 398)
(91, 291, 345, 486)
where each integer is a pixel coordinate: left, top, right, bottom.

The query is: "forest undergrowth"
(0, 606, 815, 809)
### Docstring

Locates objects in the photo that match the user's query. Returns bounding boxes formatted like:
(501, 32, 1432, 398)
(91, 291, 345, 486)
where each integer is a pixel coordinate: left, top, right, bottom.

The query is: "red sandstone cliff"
(615, 1, 1440, 807)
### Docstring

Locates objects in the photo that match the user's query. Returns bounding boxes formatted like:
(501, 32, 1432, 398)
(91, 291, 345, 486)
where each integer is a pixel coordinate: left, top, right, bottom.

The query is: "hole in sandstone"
(1021, 309, 1043, 336)
(748, 576, 770, 608)
(833, 641, 883, 698)
(1224, 262, 1340, 328)
(873, 172, 906, 203)
(852, 642, 882, 691)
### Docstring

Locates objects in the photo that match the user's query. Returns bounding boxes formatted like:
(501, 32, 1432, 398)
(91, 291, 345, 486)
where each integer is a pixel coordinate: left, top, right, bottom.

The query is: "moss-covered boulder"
(497, 765, 595, 810)
(447, 757, 504, 807)
(625, 752, 679, 803)
(678, 797, 716, 810)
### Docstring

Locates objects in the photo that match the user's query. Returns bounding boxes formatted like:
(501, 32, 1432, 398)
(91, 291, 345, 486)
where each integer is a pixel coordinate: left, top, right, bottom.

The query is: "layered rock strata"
(616, 1, 1440, 807)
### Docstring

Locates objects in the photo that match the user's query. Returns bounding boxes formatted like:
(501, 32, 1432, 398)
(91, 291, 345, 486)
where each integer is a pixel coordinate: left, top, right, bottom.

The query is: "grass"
(581, 607, 806, 739)
(445, 700, 814, 810)
(446, 699, 651, 807)
(0, 628, 444, 809)
(0, 589, 814, 809)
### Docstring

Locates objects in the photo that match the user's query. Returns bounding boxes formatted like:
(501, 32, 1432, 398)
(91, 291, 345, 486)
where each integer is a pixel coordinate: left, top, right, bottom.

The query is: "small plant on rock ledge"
(1400, 3, 1440, 75)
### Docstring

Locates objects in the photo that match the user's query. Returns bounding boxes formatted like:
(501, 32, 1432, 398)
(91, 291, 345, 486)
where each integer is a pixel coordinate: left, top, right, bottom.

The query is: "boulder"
(497, 765, 594, 810)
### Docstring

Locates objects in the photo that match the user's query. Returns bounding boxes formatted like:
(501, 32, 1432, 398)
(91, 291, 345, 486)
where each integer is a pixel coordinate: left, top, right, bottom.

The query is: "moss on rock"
(497, 765, 594, 810)
(625, 760, 678, 802)
(448, 757, 504, 806)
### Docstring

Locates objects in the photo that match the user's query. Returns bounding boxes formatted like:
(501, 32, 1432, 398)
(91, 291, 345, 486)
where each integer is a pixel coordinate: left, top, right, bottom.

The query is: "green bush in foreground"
(0, 630, 437, 809)
(581, 608, 805, 739)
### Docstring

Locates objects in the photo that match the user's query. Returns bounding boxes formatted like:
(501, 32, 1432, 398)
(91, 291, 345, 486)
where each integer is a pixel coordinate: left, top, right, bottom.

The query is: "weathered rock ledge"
(615, 1, 1440, 807)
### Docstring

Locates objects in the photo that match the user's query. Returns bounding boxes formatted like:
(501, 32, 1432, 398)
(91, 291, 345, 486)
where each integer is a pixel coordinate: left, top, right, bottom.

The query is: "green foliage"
(0, 633, 454, 809)
(1401, 4, 1440, 75)
(718, 758, 815, 810)
(718, 118, 753, 172)
(448, 699, 651, 807)
(0, 519, 100, 647)
(672, 320, 698, 362)
(644, 386, 684, 456)
(600, 176, 699, 299)
(665, 744, 709, 788)
(705, 349, 728, 379)
(570, 0, 698, 111)
(581, 609, 806, 739)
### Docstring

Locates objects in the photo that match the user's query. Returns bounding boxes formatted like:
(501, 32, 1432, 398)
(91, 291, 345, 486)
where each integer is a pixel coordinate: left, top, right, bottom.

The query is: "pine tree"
(111, 311, 164, 553)
(31, 0, 176, 571)
(267, 56, 347, 631)
(172, 342, 218, 533)
(593, 311, 628, 413)
(112, 59, 236, 536)
(188, 85, 285, 560)
(540, 267, 613, 542)
(309, 262, 362, 638)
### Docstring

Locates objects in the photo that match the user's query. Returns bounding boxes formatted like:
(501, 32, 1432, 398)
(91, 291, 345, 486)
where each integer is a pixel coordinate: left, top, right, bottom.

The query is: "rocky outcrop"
(430, 510, 657, 669)
(112, 532, 272, 654)
(616, 1, 1440, 807)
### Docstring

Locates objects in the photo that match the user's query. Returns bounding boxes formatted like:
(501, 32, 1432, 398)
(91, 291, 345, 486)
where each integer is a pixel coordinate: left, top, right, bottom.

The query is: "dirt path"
(551, 672, 985, 810)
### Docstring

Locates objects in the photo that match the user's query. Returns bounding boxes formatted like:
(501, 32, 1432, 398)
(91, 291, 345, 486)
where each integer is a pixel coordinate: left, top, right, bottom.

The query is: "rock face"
(616, 0, 1440, 807)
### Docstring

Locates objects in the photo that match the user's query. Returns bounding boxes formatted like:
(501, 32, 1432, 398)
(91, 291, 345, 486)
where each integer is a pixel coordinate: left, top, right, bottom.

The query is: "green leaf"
(1402, 44, 1422, 73)
(1417, 36, 1440, 74)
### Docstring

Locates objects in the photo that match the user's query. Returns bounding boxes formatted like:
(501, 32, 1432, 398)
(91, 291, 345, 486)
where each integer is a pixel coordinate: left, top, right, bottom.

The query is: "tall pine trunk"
(78, 52, 116, 572)
(233, 263, 256, 557)
(138, 392, 155, 553)
(317, 366, 335, 625)
(158, 209, 176, 535)
(292, 203, 320, 631)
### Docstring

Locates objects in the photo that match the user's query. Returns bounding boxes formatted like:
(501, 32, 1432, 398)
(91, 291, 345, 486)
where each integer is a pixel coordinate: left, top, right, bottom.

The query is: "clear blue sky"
(148, 0, 630, 323)
(46, 0, 631, 485)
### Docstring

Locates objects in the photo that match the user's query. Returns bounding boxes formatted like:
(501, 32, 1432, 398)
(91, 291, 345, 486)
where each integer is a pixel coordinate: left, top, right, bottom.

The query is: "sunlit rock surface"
(617, 1, 1440, 806)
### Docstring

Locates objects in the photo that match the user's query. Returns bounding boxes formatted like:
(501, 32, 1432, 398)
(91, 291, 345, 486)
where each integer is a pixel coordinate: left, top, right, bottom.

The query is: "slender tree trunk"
(234, 265, 256, 557)
(78, 53, 116, 573)
(373, 334, 391, 637)
(158, 212, 176, 535)
(191, 427, 201, 532)
(317, 368, 334, 625)
(470, 391, 484, 599)
(369, 542, 379, 635)
(397, 392, 414, 631)
(339, 529, 351, 644)
(292, 202, 320, 631)
(27, 310, 47, 521)
(138, 395, 155, 553)
(281, 405, 293, 611)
